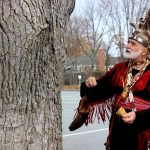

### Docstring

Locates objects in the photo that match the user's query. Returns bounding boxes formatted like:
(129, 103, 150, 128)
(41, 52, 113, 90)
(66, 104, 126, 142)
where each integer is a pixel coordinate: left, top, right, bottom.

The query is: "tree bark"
(0, 0, 75, 149)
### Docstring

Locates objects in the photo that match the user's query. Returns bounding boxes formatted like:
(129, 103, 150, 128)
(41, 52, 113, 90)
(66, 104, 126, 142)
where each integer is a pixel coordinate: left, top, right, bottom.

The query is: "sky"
(72, 0, 97, 16)
(75, 0, 86, 8)
(72, 0, 105, 16)
(73, 0, 88, 14)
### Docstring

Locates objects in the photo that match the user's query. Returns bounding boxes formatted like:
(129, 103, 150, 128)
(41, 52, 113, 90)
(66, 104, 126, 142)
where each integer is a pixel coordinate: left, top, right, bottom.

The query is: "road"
(62, 90, 109, 150)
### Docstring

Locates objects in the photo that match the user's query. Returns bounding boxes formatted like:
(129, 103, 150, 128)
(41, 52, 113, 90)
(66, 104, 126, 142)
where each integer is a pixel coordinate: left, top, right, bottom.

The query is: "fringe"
(84, 96, 115, 125)
(72, 96, 115, 127)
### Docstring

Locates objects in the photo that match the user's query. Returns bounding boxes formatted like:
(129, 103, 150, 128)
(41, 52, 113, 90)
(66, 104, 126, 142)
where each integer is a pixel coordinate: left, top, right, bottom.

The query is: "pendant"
(128, 90, 134, 102)
(121, 86, 129, 100)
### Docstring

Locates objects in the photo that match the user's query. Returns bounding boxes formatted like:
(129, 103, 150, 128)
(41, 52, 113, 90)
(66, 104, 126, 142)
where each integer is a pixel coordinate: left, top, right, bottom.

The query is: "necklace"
(121, 59, 150, 111)
(132, 59, 146, 66)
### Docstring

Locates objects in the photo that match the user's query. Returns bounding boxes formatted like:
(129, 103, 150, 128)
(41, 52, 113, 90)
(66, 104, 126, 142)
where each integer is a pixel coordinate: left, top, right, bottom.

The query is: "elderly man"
(69, 10, 150, 150)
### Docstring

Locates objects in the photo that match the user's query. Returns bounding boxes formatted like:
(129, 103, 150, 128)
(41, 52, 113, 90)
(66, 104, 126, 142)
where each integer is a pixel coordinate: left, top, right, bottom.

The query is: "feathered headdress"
(129, 9, 150, 48)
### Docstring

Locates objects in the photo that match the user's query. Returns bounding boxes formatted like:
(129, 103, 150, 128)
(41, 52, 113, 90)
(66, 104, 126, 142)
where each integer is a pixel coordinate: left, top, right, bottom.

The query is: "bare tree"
(0, 0, 75, 150)
(68, 0, 112, 74)
(107, 0, 150, 58)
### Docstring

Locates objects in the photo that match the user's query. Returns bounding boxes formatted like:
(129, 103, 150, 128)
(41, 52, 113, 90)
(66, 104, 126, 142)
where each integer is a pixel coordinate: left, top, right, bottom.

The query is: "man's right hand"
(85, 77, 97, 88)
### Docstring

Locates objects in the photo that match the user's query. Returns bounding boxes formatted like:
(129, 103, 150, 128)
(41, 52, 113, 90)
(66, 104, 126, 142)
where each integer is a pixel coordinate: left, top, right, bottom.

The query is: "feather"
(130, 9, 150, 46)
(144, 9, 150, 31)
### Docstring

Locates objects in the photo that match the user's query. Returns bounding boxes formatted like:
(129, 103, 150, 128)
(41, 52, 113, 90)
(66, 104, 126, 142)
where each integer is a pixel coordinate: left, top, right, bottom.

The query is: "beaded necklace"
(121, 59, 150, 111)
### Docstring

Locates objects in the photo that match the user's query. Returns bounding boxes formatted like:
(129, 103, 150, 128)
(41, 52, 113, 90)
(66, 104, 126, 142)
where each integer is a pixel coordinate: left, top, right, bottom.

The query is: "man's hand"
(122, 111, 136, 124)
(85, 77, 97, 88)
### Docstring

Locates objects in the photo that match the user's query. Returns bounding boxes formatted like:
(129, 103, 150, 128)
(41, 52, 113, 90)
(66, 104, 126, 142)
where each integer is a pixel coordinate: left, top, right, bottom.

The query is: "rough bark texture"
(0, 0, 75, 149)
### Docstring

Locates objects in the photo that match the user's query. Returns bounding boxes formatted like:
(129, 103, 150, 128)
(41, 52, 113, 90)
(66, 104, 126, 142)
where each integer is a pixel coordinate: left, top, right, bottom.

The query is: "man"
(69, 10, 150, 150)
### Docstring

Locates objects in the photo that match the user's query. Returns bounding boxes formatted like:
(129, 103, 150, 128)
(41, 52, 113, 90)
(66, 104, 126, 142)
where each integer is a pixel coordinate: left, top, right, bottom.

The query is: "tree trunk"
(0, 0, 75, 150)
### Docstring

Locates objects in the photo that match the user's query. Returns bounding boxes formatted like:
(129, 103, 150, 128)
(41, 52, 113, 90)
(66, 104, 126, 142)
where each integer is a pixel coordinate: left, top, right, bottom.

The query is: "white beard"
(123, 49, 143, 60)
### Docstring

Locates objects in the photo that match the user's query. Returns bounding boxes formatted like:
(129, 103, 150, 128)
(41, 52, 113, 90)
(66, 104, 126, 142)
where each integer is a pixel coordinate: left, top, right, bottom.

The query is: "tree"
(0, 0, 75, 149)
(70, 0, 150, 70)
(107, 0, 150, 58)
(69, 0, 112, 74)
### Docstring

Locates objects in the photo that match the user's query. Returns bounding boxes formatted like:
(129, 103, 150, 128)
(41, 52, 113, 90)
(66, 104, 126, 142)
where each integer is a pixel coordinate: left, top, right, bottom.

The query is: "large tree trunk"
(0, 0, 75, 149)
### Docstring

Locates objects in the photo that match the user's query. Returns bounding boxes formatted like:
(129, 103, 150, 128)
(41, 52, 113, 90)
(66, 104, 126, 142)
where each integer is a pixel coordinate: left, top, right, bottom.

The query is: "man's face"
(123, 39, 146, 60)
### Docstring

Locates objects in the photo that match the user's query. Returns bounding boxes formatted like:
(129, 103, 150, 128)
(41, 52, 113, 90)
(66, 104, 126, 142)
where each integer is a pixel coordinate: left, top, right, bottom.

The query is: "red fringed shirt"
(80, 61, 150, 150)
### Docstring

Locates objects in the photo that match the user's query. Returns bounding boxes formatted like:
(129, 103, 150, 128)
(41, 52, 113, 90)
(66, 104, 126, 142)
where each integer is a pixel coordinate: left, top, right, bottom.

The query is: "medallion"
(121, 86, 129, 100)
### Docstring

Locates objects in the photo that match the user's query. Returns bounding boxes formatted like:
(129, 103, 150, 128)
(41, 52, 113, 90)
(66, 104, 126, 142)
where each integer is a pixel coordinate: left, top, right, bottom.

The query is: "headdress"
(129, 9, 150, 49)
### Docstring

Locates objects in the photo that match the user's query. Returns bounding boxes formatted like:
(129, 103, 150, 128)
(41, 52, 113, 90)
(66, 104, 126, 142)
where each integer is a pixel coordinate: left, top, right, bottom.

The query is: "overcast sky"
(72, 0, 86, 15)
